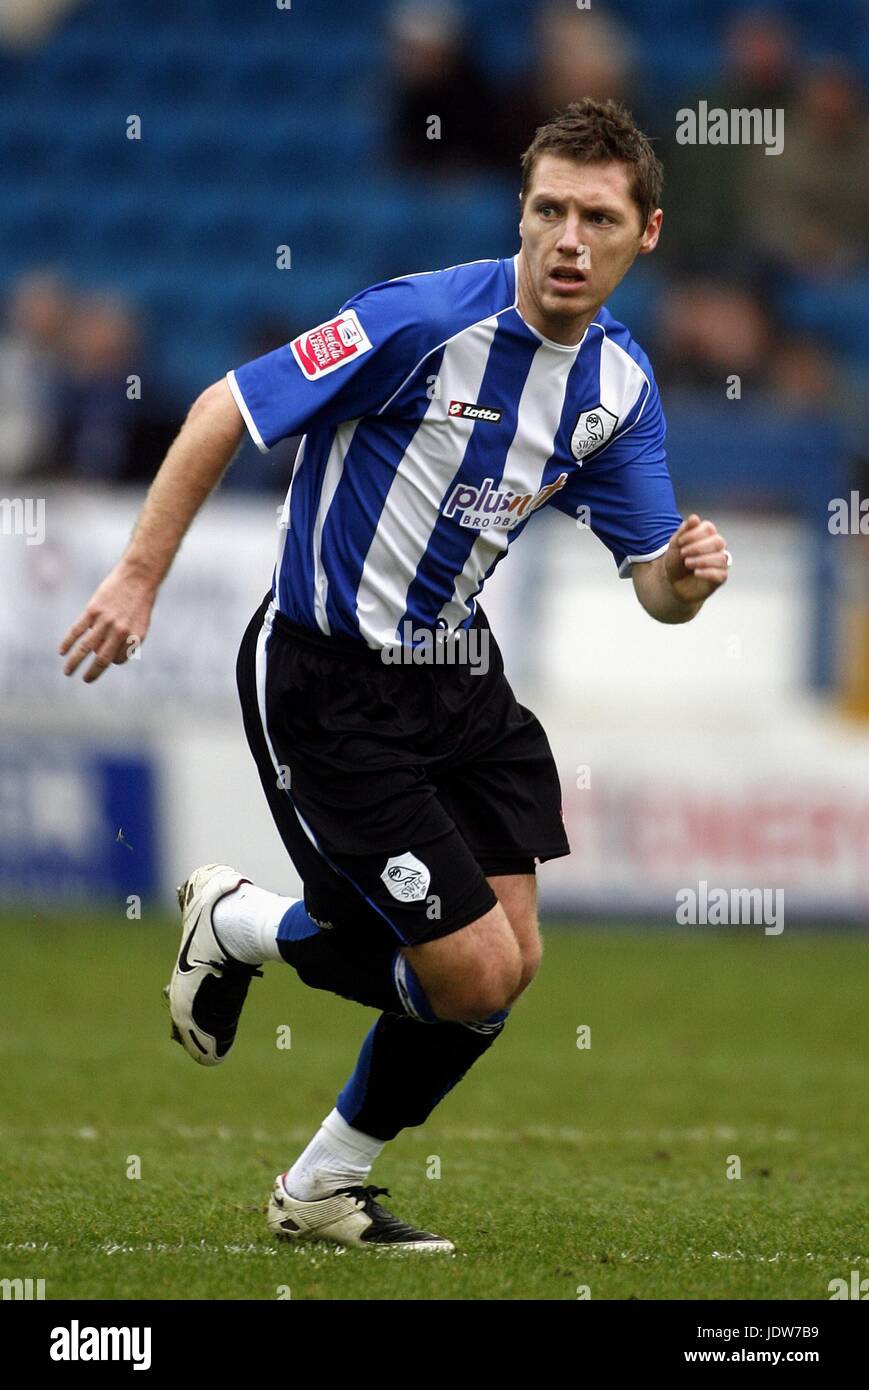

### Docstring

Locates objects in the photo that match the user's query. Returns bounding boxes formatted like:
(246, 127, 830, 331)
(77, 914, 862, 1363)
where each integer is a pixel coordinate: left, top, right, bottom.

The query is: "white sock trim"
(282, 1112, 386, 1202)
(212, 883, 296, 964)
(320, 1108, 386, 1167)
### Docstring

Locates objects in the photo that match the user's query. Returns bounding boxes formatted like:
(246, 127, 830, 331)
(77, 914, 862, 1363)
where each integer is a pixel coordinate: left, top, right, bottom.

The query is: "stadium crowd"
(0, 0, 866, 494)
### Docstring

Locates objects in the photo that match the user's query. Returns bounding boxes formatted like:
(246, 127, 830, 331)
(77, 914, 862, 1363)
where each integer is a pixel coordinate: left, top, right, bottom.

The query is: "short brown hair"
(519, 99, 663, 229)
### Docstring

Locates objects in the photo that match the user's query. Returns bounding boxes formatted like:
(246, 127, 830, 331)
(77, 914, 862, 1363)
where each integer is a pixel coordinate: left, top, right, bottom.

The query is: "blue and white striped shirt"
(227, 254, 681, 648)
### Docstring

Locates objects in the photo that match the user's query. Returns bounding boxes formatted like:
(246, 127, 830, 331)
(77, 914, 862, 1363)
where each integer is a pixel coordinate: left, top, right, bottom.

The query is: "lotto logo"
(448, 400, 503, 422)
(291, 309, 373, 379)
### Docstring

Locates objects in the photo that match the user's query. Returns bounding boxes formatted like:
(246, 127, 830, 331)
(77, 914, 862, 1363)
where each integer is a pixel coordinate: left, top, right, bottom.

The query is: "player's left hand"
(664, 514, 730, 604)
(58, 560, 156, 683)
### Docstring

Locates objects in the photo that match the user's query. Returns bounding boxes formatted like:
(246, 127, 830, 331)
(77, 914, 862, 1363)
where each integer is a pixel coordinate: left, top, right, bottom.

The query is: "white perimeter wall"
(2, 490, 867, 917)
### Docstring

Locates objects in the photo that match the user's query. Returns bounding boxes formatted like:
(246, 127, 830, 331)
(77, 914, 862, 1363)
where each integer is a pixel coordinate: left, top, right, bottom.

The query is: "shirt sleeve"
(226, 278, 424, 452)
(550, 378, 682, 575)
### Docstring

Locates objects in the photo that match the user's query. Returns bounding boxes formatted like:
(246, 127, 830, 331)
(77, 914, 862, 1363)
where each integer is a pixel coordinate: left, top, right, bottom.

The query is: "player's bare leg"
(399, 899, 521, 1022)
(401, 873, 540, 1018)
(266, 875, 544, 1250)
(159, 871, 532, 1250)
(266, 897, 518, 1252)
(485, 872, 543, 1000)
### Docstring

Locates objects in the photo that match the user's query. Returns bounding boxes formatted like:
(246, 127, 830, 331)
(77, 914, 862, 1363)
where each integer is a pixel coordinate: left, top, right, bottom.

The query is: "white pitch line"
(0, 1123, 809, 1145)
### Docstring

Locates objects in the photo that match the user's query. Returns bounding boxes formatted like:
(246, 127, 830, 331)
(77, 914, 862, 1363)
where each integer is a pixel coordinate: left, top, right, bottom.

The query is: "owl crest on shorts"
(381, 854, 432, 903)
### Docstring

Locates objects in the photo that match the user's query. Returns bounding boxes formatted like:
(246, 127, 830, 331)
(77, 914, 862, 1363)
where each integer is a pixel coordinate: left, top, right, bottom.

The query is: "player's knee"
(432, 987, 511, 1023)
(405, 902, 522, 1022)
(428, 953, 521, 1022)
(508, 935, 543, 1002)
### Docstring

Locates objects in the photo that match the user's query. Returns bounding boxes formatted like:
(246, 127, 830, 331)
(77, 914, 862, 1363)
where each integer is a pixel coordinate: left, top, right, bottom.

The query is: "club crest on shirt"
(381, 853, 431, 903)
(570, 405, 619, 460)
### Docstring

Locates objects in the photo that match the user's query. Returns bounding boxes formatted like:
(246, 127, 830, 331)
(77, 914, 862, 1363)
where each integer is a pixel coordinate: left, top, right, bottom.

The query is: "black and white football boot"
(266, 1175, 455, 1252)
(163, 863, 262, 1066)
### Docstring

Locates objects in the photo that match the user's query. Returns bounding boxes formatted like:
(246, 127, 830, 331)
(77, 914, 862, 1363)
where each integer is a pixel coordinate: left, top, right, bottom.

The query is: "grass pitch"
(0, 912, 865, 1300)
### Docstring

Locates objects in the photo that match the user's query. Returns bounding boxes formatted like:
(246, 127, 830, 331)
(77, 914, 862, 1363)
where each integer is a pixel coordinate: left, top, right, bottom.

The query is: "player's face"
(517, 155, 662, 344)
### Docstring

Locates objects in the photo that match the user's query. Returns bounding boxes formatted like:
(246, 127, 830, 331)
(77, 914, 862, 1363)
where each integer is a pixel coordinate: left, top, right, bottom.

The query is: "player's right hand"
(59, 561, 156, 683)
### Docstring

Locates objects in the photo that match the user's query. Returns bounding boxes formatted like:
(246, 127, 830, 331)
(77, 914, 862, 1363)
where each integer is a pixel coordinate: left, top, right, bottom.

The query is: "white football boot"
(164, 864, 262, 1065)
(266, 1175, 454, 1252)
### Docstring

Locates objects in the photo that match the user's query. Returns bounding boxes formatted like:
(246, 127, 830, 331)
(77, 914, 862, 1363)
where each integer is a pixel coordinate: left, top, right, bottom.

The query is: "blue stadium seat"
(3, 0, 863, 421)
(0, 188, 78, 261)
(665, 395, 845, 507)
(778, 280, 869, 363)
(605, 272, 663, 348)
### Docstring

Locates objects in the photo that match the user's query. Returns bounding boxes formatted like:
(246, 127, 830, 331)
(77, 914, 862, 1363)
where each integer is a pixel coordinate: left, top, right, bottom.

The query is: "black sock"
(278, 924, 404, 1012)
(278, 916, 510, 1139)
(334, 1011, 508, 1141)
(277, 907, 443, 1021)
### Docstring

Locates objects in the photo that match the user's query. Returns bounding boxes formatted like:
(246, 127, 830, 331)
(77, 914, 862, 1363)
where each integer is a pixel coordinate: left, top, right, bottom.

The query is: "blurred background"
(1, 0, 867, 921)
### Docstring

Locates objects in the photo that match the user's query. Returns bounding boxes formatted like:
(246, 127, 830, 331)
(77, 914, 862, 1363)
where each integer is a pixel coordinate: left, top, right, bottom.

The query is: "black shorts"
(236, 593, 570, 947)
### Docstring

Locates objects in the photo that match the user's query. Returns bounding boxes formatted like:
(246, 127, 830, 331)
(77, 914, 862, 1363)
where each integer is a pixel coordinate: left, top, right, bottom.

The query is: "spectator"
(0, 270, 70, 481)
(653, 279, 837, 418)
(54, 293, 144, 481)
(768, 338, 836, 414)
(0, 0, 79, 50)
(654, 282, 775, 393)
(659, 8, 798, 275)
(388, 1, 500, 172)
(724, 7, 798, 111)
(741, 60, 869, 278)
(498, 5, 640, 170)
